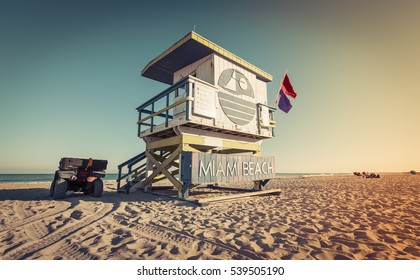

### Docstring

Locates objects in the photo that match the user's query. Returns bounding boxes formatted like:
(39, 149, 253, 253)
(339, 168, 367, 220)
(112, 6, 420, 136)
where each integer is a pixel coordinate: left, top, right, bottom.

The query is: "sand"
(0, 174, 418, 260)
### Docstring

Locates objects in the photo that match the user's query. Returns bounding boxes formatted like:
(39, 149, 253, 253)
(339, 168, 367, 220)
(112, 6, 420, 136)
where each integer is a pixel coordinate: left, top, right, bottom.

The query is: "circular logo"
(218, 69, 256, 125)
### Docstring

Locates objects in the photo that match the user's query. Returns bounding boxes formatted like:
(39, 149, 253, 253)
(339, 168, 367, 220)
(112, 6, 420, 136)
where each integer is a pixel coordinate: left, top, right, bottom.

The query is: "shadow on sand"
(0, 187, 173, 203)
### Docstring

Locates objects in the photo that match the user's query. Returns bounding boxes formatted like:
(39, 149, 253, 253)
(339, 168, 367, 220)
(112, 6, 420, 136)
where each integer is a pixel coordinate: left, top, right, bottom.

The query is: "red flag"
(281, 73, 297, 98)
(275, 73, 298, 113)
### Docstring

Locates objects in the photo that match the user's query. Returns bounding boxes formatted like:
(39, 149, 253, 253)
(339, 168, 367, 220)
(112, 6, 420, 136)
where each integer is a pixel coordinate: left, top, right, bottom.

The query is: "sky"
(0, 0, 419, 173)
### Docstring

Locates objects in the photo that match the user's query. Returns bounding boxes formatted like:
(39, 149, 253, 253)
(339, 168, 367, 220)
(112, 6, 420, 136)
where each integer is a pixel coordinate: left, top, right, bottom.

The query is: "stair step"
(131, 174, 145, 182)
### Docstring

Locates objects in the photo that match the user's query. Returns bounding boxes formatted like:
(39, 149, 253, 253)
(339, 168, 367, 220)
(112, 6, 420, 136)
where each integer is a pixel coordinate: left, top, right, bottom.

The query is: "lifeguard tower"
(117, 32, 277, 200)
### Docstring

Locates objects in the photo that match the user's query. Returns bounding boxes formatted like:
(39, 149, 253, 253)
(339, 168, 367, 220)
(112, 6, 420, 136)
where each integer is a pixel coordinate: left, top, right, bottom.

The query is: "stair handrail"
(136, 75, 190, 111)
(117, 151, 146, 170)
(117, 151, 147, 191)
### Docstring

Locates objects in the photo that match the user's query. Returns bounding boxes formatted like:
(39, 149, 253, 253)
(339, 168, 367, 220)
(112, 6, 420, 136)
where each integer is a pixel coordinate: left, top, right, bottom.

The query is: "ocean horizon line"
(0, 172, 409, 183)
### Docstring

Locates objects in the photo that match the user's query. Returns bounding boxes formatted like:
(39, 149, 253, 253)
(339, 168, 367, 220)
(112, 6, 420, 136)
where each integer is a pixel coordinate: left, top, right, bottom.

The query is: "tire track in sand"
(54, 239, 99, 260)
(3, 202, 114, 260)
(23, 220, 50, 240)
(13, 201, 32, 220)
(109, 211, 261, 260)
(1, 201, 74, 233)
(146, 222, 263, 260)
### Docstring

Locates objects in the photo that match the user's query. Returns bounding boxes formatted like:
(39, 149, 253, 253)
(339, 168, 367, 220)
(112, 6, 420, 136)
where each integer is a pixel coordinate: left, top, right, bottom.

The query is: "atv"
(50, 157, 108, 199)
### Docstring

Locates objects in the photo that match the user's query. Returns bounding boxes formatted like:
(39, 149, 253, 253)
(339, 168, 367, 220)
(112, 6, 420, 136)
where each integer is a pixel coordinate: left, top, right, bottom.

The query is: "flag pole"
(274, 70, 288, 107)
(281, 69, 288, 86)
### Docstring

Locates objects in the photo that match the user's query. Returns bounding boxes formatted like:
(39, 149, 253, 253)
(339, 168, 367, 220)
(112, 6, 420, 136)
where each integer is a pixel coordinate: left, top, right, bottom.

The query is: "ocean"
(0, 173, 350, 183)
(0, 174, 119, 183)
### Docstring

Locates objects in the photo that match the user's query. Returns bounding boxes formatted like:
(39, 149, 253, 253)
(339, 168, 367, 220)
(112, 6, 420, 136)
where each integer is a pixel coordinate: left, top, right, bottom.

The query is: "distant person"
(366, 172, 380, 178)
(354, 171, 379, 178)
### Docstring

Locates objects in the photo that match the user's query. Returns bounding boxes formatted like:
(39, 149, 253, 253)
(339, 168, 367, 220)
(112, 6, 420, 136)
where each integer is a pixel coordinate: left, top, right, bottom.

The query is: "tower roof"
(141, 31, 272, 85)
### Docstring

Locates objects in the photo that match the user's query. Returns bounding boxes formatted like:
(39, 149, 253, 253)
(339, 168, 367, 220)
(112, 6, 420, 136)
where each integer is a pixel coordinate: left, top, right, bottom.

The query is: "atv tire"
(92, 179, 103, 197)
(52, 179, 68, 199)
(49, 181, 55, 197)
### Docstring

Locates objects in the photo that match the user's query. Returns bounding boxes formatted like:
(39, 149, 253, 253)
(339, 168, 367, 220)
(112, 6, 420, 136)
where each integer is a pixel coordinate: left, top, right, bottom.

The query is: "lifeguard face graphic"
(217, 69, 256, 126)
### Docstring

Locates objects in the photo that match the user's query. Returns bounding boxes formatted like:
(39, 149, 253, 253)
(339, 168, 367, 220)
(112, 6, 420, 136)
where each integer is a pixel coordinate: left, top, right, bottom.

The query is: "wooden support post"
(253, 179, 270, 191)
(146, 149, 182, 191)
(144, 156, 154, 192)
(117, 167, 122, 190)
(127, 165, 132, 186)
(253, 180, 262, 191)
(130, 146, 182, 192)
(179, 182, 190, 199)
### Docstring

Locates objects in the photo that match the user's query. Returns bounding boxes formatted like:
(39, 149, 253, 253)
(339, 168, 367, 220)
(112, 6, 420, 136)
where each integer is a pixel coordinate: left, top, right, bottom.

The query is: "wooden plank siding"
(152, 54, 272, 140)
(181, 152, 275, 185)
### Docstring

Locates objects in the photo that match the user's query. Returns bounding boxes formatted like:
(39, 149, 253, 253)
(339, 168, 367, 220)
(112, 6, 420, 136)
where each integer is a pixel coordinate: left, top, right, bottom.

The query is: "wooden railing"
(136, 76, 193, 137)
(116, 151, 147, 193)
(257, 103, 277, 136)
(135, 75, 276, 138)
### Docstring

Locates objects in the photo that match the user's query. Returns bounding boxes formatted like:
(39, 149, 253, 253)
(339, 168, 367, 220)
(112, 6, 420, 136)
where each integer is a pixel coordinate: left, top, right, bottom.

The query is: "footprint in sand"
(169, 246, 180, 255)
(202, 230, 222, 239)
(89, 235, 102, 247)
(111, 236, 124, 246)
(111, 229, 132, 246)
(113, 214, 129, 226)
(334, 254, 353, 260)
(382, 236, 398, 244)
(403, 246, 420, 257)
(301, 227, 317, 234)
(70, 210, 83, 220)
(320, 240, 331, 248)
(329, 236, 359, 249)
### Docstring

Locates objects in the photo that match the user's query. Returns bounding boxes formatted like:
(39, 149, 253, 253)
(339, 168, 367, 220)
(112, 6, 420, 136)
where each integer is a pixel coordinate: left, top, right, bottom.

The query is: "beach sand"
(0, 174, 418, 260)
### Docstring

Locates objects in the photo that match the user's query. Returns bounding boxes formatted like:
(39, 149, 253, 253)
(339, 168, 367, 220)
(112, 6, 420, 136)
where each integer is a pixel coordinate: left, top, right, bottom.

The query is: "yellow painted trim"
(181, 134, 205, 146)
(146, 135, 182, 150)
(181, 134, 260, 152)
(146, 134, 261, 154)
(222, 139, 261, 152)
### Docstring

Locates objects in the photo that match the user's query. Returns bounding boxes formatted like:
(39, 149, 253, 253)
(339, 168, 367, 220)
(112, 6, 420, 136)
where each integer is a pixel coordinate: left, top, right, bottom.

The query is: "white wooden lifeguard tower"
(117, 32, 277, 201)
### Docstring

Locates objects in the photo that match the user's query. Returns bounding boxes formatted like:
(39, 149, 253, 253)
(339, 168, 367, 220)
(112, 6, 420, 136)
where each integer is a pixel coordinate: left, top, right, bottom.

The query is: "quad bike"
(50, 157, 108, 199)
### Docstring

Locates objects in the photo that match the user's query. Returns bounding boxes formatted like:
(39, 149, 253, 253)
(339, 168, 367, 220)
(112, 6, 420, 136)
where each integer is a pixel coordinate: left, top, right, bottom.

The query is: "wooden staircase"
(117, 150, 175, 193)
(116, 152, 146, 193)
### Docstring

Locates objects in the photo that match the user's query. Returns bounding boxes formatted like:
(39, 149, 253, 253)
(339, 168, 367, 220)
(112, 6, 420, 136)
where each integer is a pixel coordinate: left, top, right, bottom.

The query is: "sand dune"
(0, 174, 418, 260)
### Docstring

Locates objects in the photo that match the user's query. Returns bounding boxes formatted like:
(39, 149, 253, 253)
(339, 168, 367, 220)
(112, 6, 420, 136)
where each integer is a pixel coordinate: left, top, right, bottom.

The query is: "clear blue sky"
(1, 0, 419, 173)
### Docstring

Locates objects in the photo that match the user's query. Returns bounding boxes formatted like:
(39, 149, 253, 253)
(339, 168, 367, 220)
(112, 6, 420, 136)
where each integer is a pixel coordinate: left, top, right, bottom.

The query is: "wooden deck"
(196, 189, 282, 206)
